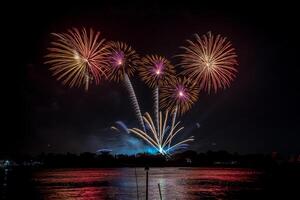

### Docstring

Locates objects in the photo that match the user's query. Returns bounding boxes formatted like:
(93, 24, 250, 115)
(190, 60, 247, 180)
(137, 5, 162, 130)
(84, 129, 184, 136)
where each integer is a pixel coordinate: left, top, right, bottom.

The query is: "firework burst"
(179, 32, 238, 93)
(106, 41, 140, 82)
(106, 41, 145, 132)
(129, 110, 194, 155)
(160, 77, 199, 115)
(139, 55, 175, 88)
(45, 28, 109, 90)
(139, 55, 176, 130)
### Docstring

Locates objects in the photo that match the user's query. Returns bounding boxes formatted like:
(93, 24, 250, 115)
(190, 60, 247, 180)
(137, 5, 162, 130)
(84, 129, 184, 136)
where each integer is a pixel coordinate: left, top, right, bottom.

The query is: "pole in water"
(145, 166, 149, 200)
(158, 183, 163, 200)
(135, 167, 139, 200)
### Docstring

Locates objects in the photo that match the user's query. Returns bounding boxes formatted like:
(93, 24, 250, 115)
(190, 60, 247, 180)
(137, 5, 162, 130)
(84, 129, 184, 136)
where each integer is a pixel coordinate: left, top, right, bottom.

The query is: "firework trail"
(124, 73, 146, 132)
(106, 41, 145, 132)
(153, 87, 159, 130)
(129, 110, 194, 155)
(179, 32, 238, 93)
(168, 106, 178, 148)
(111, 126, 120, 132)
(111, 121, 130, 133)
(160, 77, 199, 115)
(45, 28, 109, 90)
(139, 55, 175, 130)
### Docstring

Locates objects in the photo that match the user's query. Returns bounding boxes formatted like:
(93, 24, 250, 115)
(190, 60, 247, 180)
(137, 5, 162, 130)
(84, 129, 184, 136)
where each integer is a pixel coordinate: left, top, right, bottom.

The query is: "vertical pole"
(158, 183, 163, 200)
(135, 167, 139, 200)
(145, 166, 149, 200)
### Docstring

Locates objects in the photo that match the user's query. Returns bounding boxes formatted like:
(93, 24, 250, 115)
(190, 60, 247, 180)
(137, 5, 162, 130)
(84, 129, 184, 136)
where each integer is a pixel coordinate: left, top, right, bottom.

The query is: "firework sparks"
(160, 77, 199, 115)
(106, 41, 145, 132)
(124, 73, 146, 132)
(128, 110, 194, 155)
(45, 28, 109, 90)
(106, 41, 140, 82)
(111, 121, 130, 134)
(153, 87, 159, 130)
(179, 32, 238, 93)
(139, 55, 176, 130)
(139, 55, 175, 88)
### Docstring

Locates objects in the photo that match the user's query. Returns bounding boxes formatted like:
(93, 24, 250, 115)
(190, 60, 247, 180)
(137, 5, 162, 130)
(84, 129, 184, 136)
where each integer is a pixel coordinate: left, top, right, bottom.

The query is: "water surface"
(32, 168, 263, 199)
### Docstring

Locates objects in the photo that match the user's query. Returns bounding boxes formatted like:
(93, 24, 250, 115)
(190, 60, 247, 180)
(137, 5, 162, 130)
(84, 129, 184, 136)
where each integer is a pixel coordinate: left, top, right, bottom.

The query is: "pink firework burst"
(139, 55, 175, 88)
(160, 77, 199, 115)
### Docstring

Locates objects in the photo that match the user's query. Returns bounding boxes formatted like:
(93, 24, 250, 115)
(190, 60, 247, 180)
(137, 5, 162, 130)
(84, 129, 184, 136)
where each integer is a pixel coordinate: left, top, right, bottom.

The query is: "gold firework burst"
(179, 32, 238, 93)
(45, 28, 109, 90)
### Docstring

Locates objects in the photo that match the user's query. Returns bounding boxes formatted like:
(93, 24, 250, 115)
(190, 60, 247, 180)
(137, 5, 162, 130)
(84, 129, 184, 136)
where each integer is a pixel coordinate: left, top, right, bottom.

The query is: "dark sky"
(2, 1, 300, 156)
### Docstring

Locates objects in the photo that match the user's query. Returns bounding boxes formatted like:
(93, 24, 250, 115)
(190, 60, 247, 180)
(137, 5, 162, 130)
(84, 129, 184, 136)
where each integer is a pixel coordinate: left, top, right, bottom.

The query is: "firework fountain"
(129, 110, 194, 155)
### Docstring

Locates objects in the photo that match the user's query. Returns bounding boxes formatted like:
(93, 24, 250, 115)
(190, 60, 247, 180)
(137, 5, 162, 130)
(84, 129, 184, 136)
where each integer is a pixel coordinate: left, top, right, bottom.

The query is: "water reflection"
(33, 168, 262, 200)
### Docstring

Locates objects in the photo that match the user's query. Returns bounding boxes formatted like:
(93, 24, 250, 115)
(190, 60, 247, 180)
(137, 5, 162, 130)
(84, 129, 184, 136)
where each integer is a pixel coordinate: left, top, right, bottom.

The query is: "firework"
(139, 55, 176, 130)
(179, 32, 238, 93)
(153, 87, 159, 130)
(160, 77, 199, 115)
(128, 110, 194, 155)
(106, 41, 140, 82)
(111, 121, 130, 134)
(106, 41, 145, 132)
(124, 73, 146, 132)
(45, 28, 109, 90)
(139, 55, 175, 88)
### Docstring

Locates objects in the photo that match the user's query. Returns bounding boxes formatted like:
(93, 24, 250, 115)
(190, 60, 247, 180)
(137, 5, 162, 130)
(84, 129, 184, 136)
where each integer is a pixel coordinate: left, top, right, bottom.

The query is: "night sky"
(2, 1, 299, 156)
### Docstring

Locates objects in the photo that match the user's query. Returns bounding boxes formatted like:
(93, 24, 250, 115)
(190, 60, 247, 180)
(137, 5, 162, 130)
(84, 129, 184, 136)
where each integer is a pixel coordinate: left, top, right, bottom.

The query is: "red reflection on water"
(186, 168, 259, 182)
(35, 169, 121, 184)
(187, 168, 261, 199)
(44, 187, 104, 200)
(148, 168, 262, 200)
(34, 169, 121, 200)
(33, 168, 262, 200)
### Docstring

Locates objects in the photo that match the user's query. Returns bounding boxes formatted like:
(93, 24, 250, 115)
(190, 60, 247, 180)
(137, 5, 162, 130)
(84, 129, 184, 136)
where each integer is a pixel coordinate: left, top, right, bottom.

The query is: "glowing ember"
(178, 91, 184, 97)
(117, 59, 123, 66)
